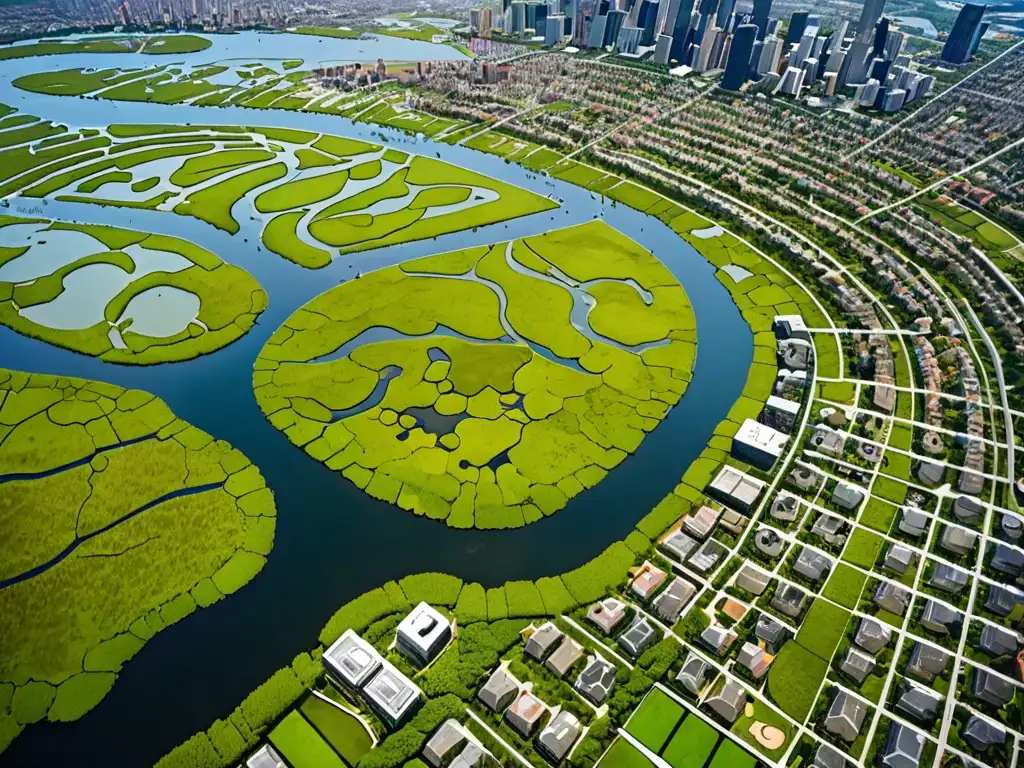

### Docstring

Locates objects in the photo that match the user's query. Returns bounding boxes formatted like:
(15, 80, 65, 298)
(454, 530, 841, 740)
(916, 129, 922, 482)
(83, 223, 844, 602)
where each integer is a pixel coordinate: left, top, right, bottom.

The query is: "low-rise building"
(771, 494, 800, 523)
(688, 539, 726, 574)
(755, 528, 786, 559)
(683, 506, 721, 540)
(737, 642, 770, 679)
(586, 598, 627, 634)
(537, 710, 581, 763)
(812, 744, 847, 768)
(881, 722, 924, 768)
(939, 527, 977, 557)
(919, 600, 962, 636)
(676, 652, 712, 696)
(952, 495, 983, 524)
(874, 581, 911, 616)
(700, 624, 736, 656)
(893, 683, 940, 725)
(811, 514, 847, 547)
(883, 544, 915, 574)
(525, 622, 563, 662)
(854, 618, 891, 655)
(545, 637, 583, 679)
(794, 548, 832, 582)
(618, 616, 656, 658)
(990, 543, 1024, 576)
(575, 655, 616, 704)
(772, 583, 808, 618)
(653, 577, 696, 623)
(732, 419, 789, 470)
(708, 466, 766, 512)
(907, 642, 948, 684)
(839, 648, 875, 684)
(323, 630, 383, 689)
(985, 584, 1024, 617)
(970, 668, 1014, 708)
(978, 624, 1019, 657)
(735, 565, 771, 596)
(755, 614, 787, 654)
(705, 679, 746, 724)
(825, 691, 867, 743)
(630, 561, 668, 600)
(478, 667, 518, 712)
(246, 744, 285, 768)
(963, 715, 1006, 752)
(364, 660, 423, 728)
(396, 603, 453, 667)
(898, 507, 928, 538)
(929, 563, 969, 594)
(832, 483, 865, 511)
(661, 529, 699, 562)
(423, 720, 466, 767)
(505, 691, 546, 737)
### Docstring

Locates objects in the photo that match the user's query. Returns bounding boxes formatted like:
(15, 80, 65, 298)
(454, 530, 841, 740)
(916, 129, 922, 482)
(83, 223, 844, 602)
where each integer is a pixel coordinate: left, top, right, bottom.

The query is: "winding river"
(0, 32, 753, 767)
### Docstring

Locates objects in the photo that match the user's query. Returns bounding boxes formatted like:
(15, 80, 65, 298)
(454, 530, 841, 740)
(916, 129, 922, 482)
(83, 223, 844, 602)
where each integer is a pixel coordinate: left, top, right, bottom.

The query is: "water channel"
(0, 33, 753, 767)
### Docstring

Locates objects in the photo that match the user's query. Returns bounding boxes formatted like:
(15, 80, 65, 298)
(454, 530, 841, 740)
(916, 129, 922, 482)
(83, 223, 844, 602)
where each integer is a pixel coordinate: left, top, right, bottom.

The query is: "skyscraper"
(667, 0, 697, 62)
(784, 10, 808, 48)
(854, 0, 886, 43)
(721, 23, 757, 89)
(969, 21, 989, 57)
(941, 2, 985, 64)
(716, 0, 735, 30)
(750, 0, 771, 40)
(872, 17, 888, 57)
(604, 8, 627, 45)
(638, 0, 660, 44)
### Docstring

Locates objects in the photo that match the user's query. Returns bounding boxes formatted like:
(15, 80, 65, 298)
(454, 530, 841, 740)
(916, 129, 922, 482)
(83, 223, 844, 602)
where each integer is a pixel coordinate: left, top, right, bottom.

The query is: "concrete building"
(825, 691, 867, 742)
(683, 506, 721, 539)
(653, 577, 697, 623)
(708, 466, 765, 512)
(525, 622, 563, 662)
(941, 2, 985, 64)
(246, 745, 285, 768)
(732, 419, 788, 470)
(423, 720, 467, 767)
(364, 660, 423, 727)
(537, 711, 581, 763)
(478, 667, 519, 712)
(575, 655, 617, 704)
(323, 630, 383, 689)
(661, 529, 699, 562)
(396, 603, 453, 667)
(546, 637, 584, 678)
(705, 679, 746, 723)
(505, 691, 547, 737)
(587, 597, 627, 634)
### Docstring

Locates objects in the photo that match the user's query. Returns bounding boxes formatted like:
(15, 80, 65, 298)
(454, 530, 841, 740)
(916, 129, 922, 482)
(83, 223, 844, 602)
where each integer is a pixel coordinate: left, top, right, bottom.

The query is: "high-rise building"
(510, 0, 526, 33)
(721, 23, 756, 89)
(546, 13, 566, 43)
(716, 0, 736, 30)
(654, 33, 673, 63)
(774, 65, 805, 95)
(941, 2, 985, 64)
(756, 33, 782, 74)
(588, 2, 609, 46)
(969, 20, 989, 56)
(480, 7, 493, 35)
(638, 0, 660, 43)
(784, 10, 808, 49)
(617, 24, 644, 52)
(854, 0, 886, 43)
(751, 0, 771, 40)
(470, 8, 481, 29)
(667, 0, 696, 61)
(872, 16, 888, 56)
(694, 25, 721, 71)
(604, 8, 627, 45)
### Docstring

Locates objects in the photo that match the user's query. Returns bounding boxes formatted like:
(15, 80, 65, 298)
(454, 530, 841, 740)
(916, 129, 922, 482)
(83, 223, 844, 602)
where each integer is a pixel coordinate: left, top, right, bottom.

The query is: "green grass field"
(662, 715, 718, 768)
(269, 711, 345, 768)
(626, 688, 684, 753)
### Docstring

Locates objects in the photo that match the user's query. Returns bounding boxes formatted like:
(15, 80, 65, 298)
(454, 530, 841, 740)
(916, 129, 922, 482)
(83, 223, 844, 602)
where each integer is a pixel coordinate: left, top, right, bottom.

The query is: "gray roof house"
(737, 642, 770, 679)
(755, 528, 786, 558)
(811, 514, 847, 547)
(661, 530, 699, 562)
(478, 667, 519, 712)
(928, 563, 969, 595)
(907, 642, 948, 684)
(832, 483, 865, 511)
(755, 614, 786, 654)
(990, 543, 1024, 576)
(839, 648, 875, 684)
(423, 720, 467, 768)
(970, 668, 1014, 708)
(883, 544, 915, 575)
(978, 624, 1019, 658)
(700, 624, 736, 657)
(985, 584, 1024, 617)
(676, 652, 712, 696)
(939, 527, 978, 557)
(617, 617, 656, 658)
(812, 744, 847, 768)
(854, 618, 891, 655)
(525, 622, 563, 662)
(963, 715, 1006, 752)
(246, 744, 285, 768)
(505, 691, 546, 738)
(881, 722, 925, 768)
(688, 539, 726, 574)
(874, 582, 911, 616)
(917, 461, 945, 487)
(546, 637, 584, 679)
(771, 494, 800, 523)
(654, 577, 697, 624)
(824, 691, 868, 743)
(893, 683, 941, 724)
(705, 679, 746, 724)
(789, 466, 824, 492)
(735, 565, 771, 596)
(1001, 513, 1022, 541)
(898, 507, 929, 538)
(919, 600, 962, 636)
(450, 741, 498, 768)
(586, 598, 627, 634)
(537, 710, 581, 763)
(575, 655, 617, 705)
(794, 548, 832, 583)
(773, 584, 808, 618)
(952, 495, 983, 524)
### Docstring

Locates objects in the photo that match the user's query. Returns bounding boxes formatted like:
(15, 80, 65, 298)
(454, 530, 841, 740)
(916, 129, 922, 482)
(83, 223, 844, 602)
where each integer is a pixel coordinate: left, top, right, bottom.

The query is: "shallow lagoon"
(0, 32, 753, 767)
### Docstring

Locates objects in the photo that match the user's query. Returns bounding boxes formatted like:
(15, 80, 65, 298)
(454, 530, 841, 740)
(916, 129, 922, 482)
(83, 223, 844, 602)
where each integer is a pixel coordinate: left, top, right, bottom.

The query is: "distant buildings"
(941, 2, 986, 64)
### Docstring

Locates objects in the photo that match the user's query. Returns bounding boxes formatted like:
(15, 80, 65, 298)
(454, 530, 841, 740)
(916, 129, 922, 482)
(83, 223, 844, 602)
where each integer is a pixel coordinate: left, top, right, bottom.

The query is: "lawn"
(872, 477, 907, 505)
(708, 738, 757, 768)
(269, 711, 346, 768)
(822, 563, 867, 609)
(731, 699, 793, 759)
(859, 497, 897, 533)
(843, 529, 884, 569)
(599, 737, 654, 768)
(299, 694, 372, 765)
(626, 688, 684, 753)
(662, 715, 718, 768)
(767, 644, 828, 722)
(795, 599, 851, 662)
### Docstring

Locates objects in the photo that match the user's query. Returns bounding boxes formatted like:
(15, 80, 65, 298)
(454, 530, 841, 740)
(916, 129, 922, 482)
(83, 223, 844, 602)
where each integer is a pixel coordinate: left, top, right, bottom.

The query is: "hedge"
(486, 587, 508, 620)
(561, 542, 635, 603)
(240, 668, 305, 734)
(319, 586, 399, 646)
(536, 577, 577, 616)
(454, 582, 488, 623)
(398, 573, 464, 606)
(504, 581, 546, 617)
(636, 493, 687, 539)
